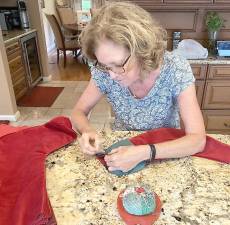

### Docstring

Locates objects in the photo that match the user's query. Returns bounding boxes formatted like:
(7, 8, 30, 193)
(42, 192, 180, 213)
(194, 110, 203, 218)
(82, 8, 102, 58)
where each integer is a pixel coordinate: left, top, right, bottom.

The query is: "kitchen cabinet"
(191, 64, 207, 106)
(214, 0, 230, 3)
(195, 80, 206, 107)
(130, 0, 163, 4)
(164, 0, 213, 3)
(130, 0, 214, 4)
(203, 110, 230, 133)
(202, 65, 230, 133)
(203, 80, 230, 109)
(130, 0, 230, 4)
(207, 64, 230, 79)
(190, 64, 230, 134)
(4, 31, 42, 101)
(5, 40, 28, 100)
(191, 64, 207, 79)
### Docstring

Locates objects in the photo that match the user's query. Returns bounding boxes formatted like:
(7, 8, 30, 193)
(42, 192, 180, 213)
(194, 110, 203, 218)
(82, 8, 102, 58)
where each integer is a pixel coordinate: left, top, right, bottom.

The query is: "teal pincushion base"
(104, 139, 147, 177)
(122, 186, 156, 216)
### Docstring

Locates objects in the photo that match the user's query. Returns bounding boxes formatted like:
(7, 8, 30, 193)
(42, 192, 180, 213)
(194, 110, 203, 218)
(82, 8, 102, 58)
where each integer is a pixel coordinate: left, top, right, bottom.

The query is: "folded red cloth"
(98, 128, 230, 173)
(0, 124, 28, 137)
(0, 117, 77, 225)
(130, 128, 230, 163)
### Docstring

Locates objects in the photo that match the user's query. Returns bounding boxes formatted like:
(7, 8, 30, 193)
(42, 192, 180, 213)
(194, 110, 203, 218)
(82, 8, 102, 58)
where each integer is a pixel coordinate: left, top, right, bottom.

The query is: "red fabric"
(130, 128, 230, 163)
(0, 124, 28, 137)
(0, 117, 77, 225)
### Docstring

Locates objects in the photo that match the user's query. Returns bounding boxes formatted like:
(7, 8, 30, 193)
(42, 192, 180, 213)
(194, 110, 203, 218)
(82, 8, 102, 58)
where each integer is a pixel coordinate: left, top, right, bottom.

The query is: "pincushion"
(122, 186, 156, 216)
(104, 139, 147, 176)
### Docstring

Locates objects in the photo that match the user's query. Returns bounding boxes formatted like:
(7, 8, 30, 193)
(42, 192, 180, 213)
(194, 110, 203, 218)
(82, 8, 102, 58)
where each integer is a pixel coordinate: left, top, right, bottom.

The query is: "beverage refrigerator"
(20, 31, 42, 87)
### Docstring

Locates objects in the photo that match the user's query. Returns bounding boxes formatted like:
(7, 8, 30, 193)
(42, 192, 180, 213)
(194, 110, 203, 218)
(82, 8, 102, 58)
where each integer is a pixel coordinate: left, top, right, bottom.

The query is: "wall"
(42, 0, 56, 52)
(25, 0, 50, 78)
(0, 29, 19, 120)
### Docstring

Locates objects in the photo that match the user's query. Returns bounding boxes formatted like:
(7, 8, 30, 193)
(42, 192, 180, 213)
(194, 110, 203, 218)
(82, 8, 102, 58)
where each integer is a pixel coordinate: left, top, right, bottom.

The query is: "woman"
(71, 2, 206, 172)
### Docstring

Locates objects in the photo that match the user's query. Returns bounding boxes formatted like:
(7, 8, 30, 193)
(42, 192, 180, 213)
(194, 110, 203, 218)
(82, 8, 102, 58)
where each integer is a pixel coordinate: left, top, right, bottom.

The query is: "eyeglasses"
(94, 54, 131, 74)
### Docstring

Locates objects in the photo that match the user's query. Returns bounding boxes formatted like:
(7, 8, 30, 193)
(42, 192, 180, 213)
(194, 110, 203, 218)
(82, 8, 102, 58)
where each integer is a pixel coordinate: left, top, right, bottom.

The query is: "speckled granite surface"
(46, 132, 230, 225)
(188, 57, 230, 64)
(3, 29, 36, 44)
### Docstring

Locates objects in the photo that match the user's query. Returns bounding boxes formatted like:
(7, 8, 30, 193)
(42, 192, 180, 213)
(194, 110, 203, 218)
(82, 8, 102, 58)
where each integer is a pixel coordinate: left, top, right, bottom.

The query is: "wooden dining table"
(63, 22, 87, 33)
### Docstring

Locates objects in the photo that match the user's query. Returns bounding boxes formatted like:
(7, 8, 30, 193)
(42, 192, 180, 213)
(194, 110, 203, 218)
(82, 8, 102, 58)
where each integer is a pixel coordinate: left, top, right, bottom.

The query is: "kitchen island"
(46, 131, 230, 225)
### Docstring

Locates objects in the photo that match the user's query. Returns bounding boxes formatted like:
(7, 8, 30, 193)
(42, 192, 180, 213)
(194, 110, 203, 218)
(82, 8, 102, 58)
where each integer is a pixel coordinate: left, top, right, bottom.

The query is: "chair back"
(45, 14, 65, 49)
(55, 0, 71, 7)
(57, 7, 77, 25)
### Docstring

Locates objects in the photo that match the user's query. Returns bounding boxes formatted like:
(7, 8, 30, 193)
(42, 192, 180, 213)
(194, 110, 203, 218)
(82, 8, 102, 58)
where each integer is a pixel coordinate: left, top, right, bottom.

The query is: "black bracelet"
(148, 144, 156, 163)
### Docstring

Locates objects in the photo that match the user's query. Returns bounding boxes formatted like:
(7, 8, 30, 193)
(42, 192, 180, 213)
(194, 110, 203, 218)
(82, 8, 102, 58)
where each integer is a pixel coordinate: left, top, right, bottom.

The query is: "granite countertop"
(46, 132, 230, 225)
(2, 29, 37, 44)
(188, 56, 230, 65)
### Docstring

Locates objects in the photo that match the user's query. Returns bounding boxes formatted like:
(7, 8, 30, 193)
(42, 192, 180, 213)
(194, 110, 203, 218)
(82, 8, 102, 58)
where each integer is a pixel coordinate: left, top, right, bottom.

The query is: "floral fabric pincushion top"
(122, 186, 156, 216)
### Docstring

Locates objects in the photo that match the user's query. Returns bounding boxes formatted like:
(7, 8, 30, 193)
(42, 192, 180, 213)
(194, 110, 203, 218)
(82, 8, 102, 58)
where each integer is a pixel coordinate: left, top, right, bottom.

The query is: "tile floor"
(10, 80, 113, 131)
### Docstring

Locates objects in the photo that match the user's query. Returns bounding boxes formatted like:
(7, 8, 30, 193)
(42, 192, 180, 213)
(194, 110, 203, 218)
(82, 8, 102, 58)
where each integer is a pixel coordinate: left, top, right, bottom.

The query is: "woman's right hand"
(78, 130, 104, 155)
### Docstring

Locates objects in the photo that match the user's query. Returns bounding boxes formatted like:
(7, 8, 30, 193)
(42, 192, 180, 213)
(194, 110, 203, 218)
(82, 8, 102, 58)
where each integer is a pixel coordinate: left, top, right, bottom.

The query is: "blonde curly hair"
(79, 1, 167, 73)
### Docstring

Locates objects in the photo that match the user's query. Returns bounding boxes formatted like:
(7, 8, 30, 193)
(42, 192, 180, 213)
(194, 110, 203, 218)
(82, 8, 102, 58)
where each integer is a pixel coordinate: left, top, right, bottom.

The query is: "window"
(73, 0, 92, 11)
(82, 0, 92, 10)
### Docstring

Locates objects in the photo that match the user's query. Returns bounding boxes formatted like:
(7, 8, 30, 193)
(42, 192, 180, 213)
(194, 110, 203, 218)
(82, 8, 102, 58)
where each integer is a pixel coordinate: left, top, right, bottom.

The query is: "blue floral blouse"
(91, 51, 195, 131)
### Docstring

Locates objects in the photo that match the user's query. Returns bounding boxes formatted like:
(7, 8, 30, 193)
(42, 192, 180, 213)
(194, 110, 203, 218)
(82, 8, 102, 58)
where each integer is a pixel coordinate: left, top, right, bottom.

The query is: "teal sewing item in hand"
(104, 139, 147, 177)
(122, 186, 156, 216)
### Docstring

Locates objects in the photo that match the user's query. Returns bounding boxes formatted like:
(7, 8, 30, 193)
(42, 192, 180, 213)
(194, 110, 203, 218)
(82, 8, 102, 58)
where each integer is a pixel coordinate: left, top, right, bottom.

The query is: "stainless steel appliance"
(11, 9, 21, 28)
(20, 32, 42, 87)
(17, 0, 29, 29)
(172, 31, 181, 50)
(0, 12, 7, 30)
(0, 8, 21, 30)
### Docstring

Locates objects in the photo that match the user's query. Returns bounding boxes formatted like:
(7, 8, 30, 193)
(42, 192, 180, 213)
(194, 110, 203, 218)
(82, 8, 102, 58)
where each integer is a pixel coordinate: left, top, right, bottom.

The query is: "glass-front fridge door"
(21, 32, 42, 87)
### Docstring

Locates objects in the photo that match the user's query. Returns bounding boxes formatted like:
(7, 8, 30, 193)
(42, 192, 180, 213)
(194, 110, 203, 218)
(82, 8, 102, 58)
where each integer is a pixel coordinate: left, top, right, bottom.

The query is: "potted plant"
(205, 11, 224, 40)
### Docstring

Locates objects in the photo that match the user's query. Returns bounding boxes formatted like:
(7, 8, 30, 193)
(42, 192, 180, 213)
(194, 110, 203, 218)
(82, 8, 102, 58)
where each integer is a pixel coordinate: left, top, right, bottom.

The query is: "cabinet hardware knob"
(224, 123, 230, 128)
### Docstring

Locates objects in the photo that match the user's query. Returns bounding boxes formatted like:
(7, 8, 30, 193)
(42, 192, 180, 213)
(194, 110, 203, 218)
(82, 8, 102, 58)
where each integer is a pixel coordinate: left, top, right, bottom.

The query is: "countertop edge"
(4, 29, 37, 44)
(188, 58, 230, 64)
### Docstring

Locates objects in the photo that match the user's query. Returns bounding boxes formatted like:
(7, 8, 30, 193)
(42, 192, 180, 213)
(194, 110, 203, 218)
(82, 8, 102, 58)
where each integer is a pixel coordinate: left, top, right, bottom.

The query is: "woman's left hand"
(104, 145, 149, 172)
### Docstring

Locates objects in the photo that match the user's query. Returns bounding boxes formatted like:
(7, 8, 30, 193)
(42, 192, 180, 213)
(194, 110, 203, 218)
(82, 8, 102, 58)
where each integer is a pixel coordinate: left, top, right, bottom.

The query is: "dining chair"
(56, 7, 79, 37)
(45, 14, 81, 68)
(56, 7, 77, 25)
